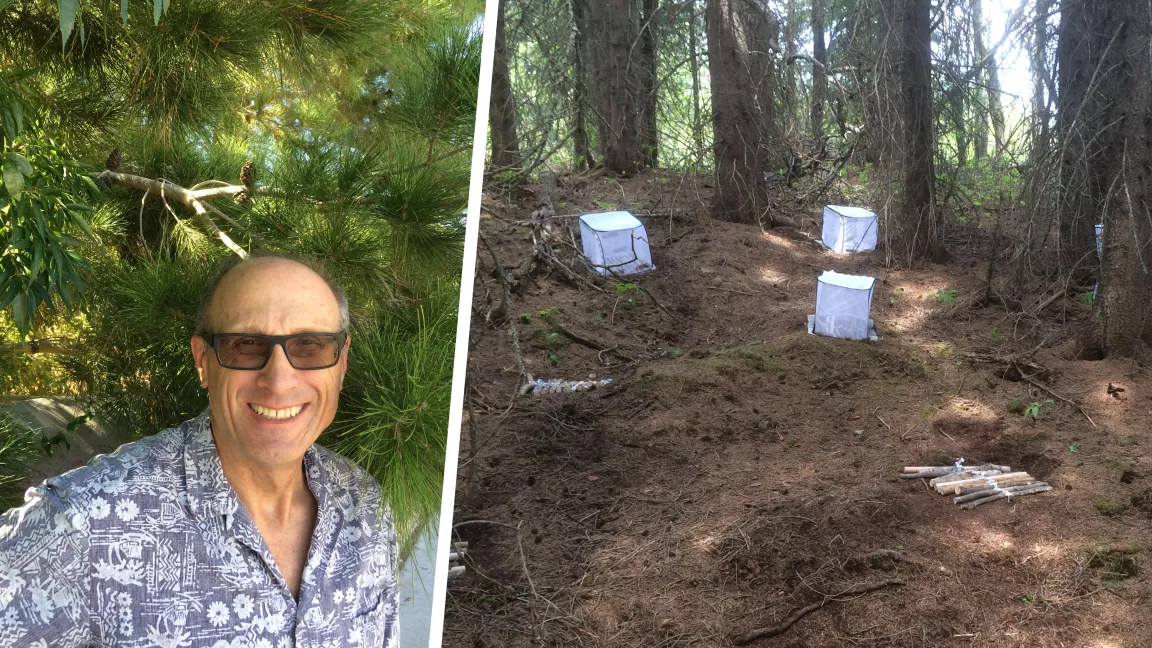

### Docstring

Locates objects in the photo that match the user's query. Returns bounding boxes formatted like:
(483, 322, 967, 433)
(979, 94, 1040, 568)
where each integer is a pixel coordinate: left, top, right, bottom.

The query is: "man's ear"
(191, 336, 210, 388)
(338, 336, 351, 389)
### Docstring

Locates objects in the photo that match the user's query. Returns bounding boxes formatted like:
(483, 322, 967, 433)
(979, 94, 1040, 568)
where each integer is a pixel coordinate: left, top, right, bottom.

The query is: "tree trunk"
(638, 0, 660, 169)
(588, 0, 643, 175)
(782, 0, 798, 136)
(885, 0, 945, 263)
(969, 0, 1003, 158)
(705, 0, 773, 224)
(1087, 3, 1152, 357)
(1055, 0, 1112, 271)
(489, 0, 521, 171)
(571, 0, 594, 169)
(1029, 0, 1052, 165)
(690, 0, 704, 169)
(810, 0, 827, 143)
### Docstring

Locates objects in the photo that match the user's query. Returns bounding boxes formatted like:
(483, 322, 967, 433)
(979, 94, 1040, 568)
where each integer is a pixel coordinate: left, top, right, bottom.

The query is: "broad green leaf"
(59, 0, 80, 49)
(153, 0, 162, 25)
(7, 153, 31, 177)
(11, 292, 29, 337)
(2, 166, 24, 199)
(121, 0, 129, 24)
(29, 245, 43, 278)
(0, 0, 15, 10)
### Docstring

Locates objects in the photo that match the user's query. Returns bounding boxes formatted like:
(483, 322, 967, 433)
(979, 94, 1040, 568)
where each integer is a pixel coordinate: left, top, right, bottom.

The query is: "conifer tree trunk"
(970, 0, 1003, 157)
(571, 0, 594, 169)
(705, 0, 774, 224)
(810, 0, 827, 143)
(588, 0, 643, 175)
(638, 0, 660, 168)
(885, 0, 945, 262)
(690, 0, 704, 169)
(489, 0, 521, 170)
(1029, 0, 1052, 165)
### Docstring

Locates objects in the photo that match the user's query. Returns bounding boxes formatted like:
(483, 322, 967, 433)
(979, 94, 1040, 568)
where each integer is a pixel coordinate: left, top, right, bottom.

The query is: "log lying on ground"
(900, 464, 1009, 479)
(958, 483, 1052, 509)
(929, 470, 1004, 487)
(936, 472, 1033, 495)
(953, 482, 1051, 504)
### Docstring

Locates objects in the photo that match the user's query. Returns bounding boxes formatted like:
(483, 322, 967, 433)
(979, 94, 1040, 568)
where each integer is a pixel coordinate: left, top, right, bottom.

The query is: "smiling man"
(0, 256, 399, 647)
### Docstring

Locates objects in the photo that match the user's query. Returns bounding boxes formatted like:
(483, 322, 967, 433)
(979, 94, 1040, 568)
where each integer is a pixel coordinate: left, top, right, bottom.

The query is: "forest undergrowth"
(446, 170, 1150, 648)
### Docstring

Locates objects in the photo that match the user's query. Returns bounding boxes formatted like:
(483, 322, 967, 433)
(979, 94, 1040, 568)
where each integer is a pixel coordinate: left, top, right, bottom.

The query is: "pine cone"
(234, 187, 251, 209)
(105, 148, 122, 172)
(240, 159, 255, 188)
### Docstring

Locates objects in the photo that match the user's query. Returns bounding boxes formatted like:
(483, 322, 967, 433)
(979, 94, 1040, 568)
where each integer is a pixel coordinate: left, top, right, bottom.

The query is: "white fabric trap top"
(579, 211, 654, 275)
(809, 270, 877, 341)
(822, 205, 878, 253)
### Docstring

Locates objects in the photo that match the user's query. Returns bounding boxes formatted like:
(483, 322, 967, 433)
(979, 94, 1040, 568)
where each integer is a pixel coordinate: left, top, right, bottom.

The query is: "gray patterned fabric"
(0, 410, 398, 647)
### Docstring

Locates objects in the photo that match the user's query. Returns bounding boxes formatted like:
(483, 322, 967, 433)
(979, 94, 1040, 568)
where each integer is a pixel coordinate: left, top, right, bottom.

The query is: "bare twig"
(734, 580, 904, 645)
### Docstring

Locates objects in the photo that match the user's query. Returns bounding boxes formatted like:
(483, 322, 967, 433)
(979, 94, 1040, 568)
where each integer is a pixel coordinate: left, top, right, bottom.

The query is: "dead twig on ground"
(553, 323, 634, 362)
(733, 580, 904, 645)
(1018, 371, 1097, 428)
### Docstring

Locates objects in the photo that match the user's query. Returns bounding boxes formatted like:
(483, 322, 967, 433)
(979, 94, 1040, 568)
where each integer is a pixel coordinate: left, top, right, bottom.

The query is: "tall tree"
(1029, 0, 1053, 165)
(1052, 1, 1152, 356)
(885, 0, 945, 262)
(638, 0, 660, 168)
(705, 0, 775, 224)
(810, 0, 827, 143)
(690, 0, 704, 169)
(490, 0, 522, 170)
(588, 0, 643, 174)
(970, 0, 1004, 158)
(571, 0, 595, 170)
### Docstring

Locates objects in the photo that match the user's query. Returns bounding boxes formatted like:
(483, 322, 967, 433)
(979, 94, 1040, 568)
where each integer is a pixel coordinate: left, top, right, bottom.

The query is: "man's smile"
(248, 403, 306, 420)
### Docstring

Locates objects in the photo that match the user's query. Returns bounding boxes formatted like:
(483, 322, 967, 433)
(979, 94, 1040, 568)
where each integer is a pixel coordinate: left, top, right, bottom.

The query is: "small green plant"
(594, 199, 615, 210)
(1080, 291, 1095, 306)
(889, 288, 904, 305)
(538, 306, 559, 318)
(991, 327, 1003, 343)
(1094, 497, 1128, 517)
(594, 311, 605, 321)
(930, 288, 958, 305)
(656, 176, 669, 185)
(611, 282, 639, 296)
(668, 348, 682, 357)
(40, 414, 90, 457)
(520, 312, 531, 322)
(1019, 594, 1048, 605)
(739, 237, 750, 246)
(548, 354, 561, 366)
(1024, 399, 1053, 419)
(1007, 400, 1024, 414)
(1069, 444, 1080, 453)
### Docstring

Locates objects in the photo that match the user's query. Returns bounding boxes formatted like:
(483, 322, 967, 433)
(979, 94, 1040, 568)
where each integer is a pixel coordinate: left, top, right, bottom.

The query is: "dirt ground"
(445, 171, 1151, 648)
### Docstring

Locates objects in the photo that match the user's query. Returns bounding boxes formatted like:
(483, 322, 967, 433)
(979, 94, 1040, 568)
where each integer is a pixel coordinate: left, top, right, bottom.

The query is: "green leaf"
(3, 165, 24, 200)
(153, 0, 163, 25)
(0, 0, 15, 10)
(7, 153, 32, 177)
(29, 245, 43, 278)
(11, 292, 30, 337)
(58, 0, 80, 49)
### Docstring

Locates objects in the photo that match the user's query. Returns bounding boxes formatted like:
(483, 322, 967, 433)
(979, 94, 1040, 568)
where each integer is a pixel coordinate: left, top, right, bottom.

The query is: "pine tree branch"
(96, 171, 249, 258)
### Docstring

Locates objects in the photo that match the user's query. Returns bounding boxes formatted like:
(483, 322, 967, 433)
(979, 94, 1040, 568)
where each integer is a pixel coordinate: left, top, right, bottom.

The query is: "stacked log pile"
(901, 463, 1052, 509)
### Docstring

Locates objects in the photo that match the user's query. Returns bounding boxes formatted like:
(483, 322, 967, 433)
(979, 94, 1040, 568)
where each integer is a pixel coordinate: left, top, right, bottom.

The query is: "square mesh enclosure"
(822, 205, 878, 253)
(579, 211, 654, 275)
(812, 270, 876, 340)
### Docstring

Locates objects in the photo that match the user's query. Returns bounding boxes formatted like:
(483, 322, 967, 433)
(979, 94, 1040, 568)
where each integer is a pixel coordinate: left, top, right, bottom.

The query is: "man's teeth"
(251, 404, 303, 420)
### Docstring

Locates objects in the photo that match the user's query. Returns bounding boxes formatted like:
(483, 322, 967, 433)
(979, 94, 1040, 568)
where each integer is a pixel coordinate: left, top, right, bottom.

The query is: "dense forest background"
(0, 0, 483, 553)
(488, 0, 1151, 359)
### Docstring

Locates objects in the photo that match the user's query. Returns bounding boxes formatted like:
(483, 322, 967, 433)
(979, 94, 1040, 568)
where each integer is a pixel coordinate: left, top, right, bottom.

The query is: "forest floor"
(445, 171, 1150, 648)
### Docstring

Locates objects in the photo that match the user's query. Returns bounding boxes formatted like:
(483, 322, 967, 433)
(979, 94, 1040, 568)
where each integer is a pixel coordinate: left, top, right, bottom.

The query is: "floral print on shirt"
(0, 410, 399, 648)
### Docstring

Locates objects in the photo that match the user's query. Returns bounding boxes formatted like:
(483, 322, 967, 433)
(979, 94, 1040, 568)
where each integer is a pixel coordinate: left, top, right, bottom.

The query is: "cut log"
(959, 484, 1052, 509)
(929, 470, 1003, 487)
(935, 472, 1032, 494)
(953, 482, 1049, 504)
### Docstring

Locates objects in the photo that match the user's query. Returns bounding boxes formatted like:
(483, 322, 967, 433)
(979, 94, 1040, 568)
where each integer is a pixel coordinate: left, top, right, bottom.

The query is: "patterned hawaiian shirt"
(0, 410, 398, 647)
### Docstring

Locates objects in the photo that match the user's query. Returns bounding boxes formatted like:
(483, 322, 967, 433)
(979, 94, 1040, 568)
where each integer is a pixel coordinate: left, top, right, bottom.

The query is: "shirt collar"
(182, 408, 329, 520)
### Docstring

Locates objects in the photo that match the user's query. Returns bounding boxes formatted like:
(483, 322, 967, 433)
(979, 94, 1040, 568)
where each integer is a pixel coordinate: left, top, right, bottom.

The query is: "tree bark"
(810, 0, 827, 143)
(705, 0, 774, 224)
(970, 0, 1003, 158)
(1090, 3, 1152, 357)
(781, 0, 798, 136)
(885, 0, 945, 263)
(588, 0, 643, 175)
(638, 0, 660, 168)
(1054, 0, 1106, 270)
(1029, 0, 1052, 165)
(690, 0, 704, 169)
(489, 0, 522, 171)
(571, 0, 594, 169)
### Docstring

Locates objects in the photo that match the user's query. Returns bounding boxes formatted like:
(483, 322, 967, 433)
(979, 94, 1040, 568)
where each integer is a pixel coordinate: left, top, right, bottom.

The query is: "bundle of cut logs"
(900, 463, 1052, 509)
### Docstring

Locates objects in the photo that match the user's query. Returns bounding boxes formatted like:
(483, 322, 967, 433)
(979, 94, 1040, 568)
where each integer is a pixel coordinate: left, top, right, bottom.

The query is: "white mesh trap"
(822, 205, 878, 253)
(579, 211, 654, 275)
(808, 271, 878, 341)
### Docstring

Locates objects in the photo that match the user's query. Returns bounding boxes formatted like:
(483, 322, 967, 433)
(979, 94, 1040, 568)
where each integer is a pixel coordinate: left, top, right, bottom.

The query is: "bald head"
(194, 256, 349, 338)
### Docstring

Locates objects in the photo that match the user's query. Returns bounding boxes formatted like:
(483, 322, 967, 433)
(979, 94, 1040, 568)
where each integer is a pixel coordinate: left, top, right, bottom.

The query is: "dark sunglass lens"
(285, 335, 341, 368)
(217, 335, 272, 368)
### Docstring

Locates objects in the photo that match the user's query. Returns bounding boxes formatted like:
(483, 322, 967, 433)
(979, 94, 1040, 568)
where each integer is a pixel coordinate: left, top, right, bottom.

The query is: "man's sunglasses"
(207, 332, 347, 370)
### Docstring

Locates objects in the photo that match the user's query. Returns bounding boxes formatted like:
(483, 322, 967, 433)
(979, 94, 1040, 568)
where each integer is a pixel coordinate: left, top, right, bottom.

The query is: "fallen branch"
(553, 323, 633, 362)
(733, 580, 904, 645)
(1018, 372, 1097, 429)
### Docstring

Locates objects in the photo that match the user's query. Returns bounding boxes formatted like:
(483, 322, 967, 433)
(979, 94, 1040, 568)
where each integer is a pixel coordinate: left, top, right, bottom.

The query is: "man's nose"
(256, 343, 299, 389)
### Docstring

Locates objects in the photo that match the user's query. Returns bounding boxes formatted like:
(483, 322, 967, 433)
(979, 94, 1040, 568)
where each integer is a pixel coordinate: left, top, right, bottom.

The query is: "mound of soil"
(446, 172, 1151, 648)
